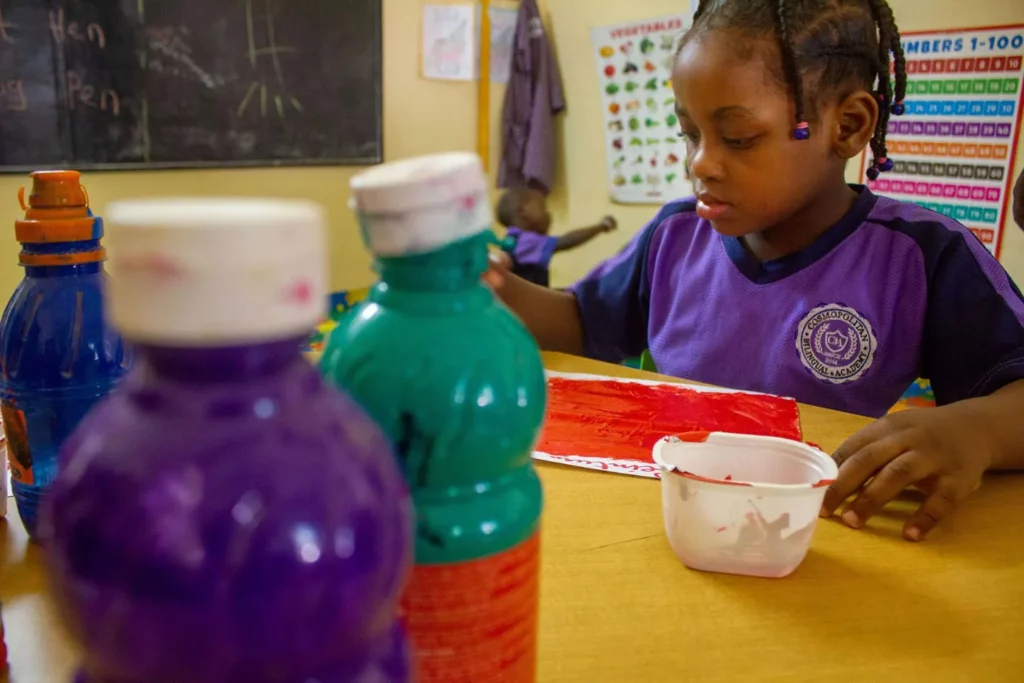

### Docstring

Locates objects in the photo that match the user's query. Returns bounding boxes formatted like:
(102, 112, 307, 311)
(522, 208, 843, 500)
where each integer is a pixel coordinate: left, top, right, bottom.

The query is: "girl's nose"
(688, 142, 723, 183)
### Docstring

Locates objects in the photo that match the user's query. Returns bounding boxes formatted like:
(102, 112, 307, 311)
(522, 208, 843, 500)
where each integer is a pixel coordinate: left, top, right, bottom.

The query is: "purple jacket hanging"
(497, 0, 565, 194)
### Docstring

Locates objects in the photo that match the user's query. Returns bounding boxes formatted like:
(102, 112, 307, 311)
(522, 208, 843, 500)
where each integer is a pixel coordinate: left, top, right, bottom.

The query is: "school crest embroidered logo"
(796, 304, 877, 384)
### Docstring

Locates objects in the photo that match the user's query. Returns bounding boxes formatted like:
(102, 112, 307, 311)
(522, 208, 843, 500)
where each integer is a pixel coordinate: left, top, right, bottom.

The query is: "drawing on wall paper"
(422, 4, 478, 81)
(591, 15, 694, 204)
(489, 6, 517, 84)
(861, 25, 1024, 257)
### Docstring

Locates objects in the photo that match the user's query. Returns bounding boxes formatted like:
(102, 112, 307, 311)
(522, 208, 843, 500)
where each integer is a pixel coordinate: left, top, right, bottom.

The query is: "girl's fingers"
(831, 417, 897, 468)
(904, 476, 966, 542)
(821, 432, 908, 517)
(489, 251, 512, 270)
(484, 252, 510, 289)
(482, 269, 505, 289)
(841, 451, 934, 529)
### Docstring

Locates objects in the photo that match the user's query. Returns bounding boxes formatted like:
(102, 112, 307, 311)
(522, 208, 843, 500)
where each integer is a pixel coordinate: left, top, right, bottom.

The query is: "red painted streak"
(538, 379, 802, 464)
(672, 470, 754, 487)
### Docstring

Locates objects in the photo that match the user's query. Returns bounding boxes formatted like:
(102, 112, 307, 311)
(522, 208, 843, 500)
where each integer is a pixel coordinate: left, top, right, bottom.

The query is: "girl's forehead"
(673, 34, 786, 109)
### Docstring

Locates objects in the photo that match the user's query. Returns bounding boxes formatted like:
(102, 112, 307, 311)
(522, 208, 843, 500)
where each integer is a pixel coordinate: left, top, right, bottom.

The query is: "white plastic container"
(653, 432, 838, 578)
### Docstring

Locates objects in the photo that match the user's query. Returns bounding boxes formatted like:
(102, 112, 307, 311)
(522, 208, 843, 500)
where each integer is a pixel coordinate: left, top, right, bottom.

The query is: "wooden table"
(2, 353, 1023, 682)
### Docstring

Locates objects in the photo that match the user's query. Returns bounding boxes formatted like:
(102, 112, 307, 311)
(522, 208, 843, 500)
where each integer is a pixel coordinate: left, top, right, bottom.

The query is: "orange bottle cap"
(14, 170, 103, 255)
(20, 170, 89, 210)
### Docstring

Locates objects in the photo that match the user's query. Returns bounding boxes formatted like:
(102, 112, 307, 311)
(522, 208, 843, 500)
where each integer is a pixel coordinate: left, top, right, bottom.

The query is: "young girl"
(487, 0, 1024, 542)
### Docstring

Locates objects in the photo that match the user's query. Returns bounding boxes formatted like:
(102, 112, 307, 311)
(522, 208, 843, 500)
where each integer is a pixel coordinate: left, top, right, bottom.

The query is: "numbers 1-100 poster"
(591, 15, 693, 205)
(862, 25, 1024, 257)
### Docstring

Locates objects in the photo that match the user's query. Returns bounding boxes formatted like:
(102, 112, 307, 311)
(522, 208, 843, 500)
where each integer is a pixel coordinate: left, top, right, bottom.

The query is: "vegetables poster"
(591, 15, 693, 204)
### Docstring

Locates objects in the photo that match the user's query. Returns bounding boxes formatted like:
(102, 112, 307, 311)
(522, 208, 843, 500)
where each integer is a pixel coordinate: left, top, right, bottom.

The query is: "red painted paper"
(537, 378, 802, 465)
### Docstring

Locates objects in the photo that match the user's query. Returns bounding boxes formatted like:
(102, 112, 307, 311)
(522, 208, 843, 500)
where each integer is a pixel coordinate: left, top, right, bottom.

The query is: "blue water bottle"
(0, 171, 129, 540)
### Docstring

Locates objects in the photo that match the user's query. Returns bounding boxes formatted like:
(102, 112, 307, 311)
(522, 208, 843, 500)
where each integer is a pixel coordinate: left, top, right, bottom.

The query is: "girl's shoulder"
(861, 193, 1003, 275)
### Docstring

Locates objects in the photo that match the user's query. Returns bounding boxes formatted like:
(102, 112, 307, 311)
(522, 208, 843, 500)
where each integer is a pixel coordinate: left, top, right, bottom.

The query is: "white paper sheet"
(488, 6, 517, 84)
(422, 4, 478, 81)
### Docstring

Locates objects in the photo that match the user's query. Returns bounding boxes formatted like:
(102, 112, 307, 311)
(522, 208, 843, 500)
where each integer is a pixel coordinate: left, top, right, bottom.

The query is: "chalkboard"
(0, 0, 382, 171)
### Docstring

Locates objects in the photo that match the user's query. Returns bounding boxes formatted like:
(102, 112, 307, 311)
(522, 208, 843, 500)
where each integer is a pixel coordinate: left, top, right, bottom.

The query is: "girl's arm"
(485, 255, 584, 355)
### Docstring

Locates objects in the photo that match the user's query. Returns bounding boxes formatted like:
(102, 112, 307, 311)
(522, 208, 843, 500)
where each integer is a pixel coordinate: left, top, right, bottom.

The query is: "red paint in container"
(653, 433, 837, 578)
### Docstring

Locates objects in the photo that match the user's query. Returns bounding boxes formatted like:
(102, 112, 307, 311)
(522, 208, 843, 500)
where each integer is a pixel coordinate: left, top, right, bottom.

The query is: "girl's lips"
(696, 198, 731, 221)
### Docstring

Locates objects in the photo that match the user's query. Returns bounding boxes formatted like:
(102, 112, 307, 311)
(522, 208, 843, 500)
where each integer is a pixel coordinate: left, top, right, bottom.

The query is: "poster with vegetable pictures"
(591, 15, 693, 204)
(860, 25, 1024, 258)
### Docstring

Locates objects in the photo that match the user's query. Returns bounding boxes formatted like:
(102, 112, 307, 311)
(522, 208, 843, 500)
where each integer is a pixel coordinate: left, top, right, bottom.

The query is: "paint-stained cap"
(105, 198, 327, 345)
(349, 152, 492, 257)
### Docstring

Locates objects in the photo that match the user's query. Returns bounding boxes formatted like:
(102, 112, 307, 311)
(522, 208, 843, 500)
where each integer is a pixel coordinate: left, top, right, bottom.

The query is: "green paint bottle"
(320, 153, 546, 683)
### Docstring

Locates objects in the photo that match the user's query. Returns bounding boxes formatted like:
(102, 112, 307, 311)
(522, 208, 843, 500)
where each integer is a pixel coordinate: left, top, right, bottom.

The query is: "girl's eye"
(678, 130, 699, 143)
(723, 136, 756, 149)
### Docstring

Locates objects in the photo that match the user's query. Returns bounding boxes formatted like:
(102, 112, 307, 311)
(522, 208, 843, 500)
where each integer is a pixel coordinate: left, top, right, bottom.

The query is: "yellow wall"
(1, 0, 1024, 300)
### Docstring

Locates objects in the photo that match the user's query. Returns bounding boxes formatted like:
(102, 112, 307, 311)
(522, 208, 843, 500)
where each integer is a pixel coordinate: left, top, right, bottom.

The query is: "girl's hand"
(819, 402, 995, 541)
(600, 216, 618, 232)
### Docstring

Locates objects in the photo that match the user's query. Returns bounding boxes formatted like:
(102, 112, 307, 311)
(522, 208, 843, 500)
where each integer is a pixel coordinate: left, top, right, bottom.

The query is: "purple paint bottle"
(42, 199, 414, 683)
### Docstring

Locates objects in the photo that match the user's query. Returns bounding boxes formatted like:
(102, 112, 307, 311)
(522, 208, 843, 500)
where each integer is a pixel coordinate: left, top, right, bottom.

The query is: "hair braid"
(866, 0, 891, 172)
(775, 0, 809, 139)
(876, 0, 907, 106)
(865, 0, 906, 179)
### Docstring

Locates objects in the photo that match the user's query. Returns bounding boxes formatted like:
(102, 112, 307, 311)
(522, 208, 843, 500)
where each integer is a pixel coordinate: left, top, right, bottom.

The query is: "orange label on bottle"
(402, 532, 540, 683)
(1, 401, 33, 485)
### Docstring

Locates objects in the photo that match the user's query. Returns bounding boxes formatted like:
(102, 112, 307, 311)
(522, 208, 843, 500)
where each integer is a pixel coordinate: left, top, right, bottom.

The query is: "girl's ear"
(832, 90, 878, 160)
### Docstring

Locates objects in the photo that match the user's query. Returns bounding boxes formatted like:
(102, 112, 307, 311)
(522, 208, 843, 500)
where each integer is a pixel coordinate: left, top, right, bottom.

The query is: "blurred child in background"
(496, 187, 617, 287)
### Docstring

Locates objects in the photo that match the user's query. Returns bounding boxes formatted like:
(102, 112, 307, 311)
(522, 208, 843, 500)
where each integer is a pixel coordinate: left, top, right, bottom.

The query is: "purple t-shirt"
(506, 227, 558, 287)
(569, 187, 1024, 417)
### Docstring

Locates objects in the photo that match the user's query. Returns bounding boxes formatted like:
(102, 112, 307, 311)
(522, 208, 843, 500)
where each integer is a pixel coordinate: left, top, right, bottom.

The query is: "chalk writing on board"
(0, 9, 15, 44)
(0, 79, 27, 111)
(0, 8, 119, 118)
(66, 71, 120, 115)
(237, 0, 301, 119)
(0, 10, 27, 113)
(147, 27, 220, 90)
(49, 9, 106, 50)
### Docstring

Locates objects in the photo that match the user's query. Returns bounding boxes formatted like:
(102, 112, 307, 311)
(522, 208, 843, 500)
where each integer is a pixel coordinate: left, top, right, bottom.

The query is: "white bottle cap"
(105, 198, 327, 346)
(349, 152, 492, 257)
